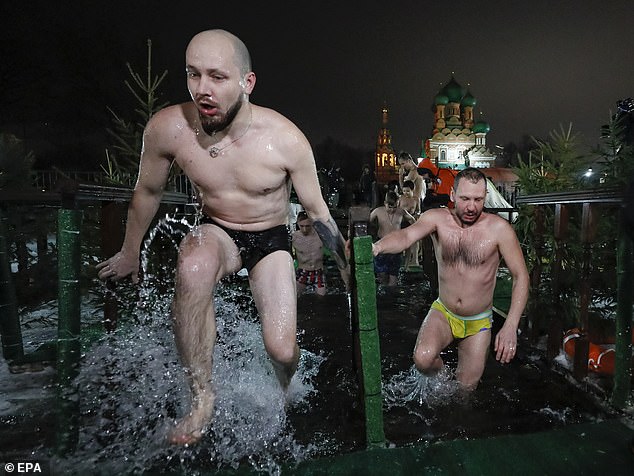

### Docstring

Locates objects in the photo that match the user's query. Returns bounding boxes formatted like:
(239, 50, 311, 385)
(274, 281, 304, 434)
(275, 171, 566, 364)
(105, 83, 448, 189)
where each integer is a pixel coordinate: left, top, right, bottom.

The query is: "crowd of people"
(359, 151, 433, 286)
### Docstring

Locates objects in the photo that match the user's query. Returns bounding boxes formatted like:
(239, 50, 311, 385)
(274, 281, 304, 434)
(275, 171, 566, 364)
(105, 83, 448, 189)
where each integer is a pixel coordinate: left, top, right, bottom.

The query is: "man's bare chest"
(435, 227, 498, 267)
(174, 142, 287, 194)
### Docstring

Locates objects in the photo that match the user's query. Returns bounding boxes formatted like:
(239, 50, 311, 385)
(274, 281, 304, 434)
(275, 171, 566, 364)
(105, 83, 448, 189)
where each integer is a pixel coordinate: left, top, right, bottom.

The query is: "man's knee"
(413, 345, 440, 372)
(177, 237, 226, 285)
(176, 253, 222, 287)
(266, 340, 298, 367)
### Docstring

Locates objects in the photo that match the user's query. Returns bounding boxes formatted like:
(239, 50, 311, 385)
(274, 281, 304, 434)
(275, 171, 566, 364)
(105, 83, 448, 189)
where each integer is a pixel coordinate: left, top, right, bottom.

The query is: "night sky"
(1, 1, 633, 168)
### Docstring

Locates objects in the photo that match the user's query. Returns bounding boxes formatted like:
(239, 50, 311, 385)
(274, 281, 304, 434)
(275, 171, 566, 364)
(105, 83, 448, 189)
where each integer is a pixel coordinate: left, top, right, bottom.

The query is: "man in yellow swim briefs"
(373, 167, 529, 390)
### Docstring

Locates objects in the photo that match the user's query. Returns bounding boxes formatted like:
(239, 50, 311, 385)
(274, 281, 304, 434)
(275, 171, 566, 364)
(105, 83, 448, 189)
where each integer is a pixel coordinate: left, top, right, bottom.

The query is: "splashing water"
(49, 216, 325, 475)
(537, 406, 574, 423)
(383, 365, 461, 409)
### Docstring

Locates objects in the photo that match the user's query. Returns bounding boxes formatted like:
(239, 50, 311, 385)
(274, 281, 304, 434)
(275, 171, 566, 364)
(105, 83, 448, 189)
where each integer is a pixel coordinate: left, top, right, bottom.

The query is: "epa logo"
(4, 462, 42, 473)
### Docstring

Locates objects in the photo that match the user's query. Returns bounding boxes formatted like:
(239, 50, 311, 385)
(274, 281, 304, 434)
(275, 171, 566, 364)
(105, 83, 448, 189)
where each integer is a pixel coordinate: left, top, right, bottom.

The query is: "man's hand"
(96, 251, 140, 284)
(494, 323, 518, 364)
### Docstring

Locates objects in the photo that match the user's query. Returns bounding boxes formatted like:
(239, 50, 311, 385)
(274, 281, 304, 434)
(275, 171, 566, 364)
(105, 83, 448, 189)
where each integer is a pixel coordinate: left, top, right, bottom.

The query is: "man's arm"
(398, 166, 405, 190)
(311, 218, 347, 269)
(493, 220, 530, 363)
(373, 209, 437, 256)
(402, 208, 416, 225)
(418, 176, 427, 201)
(368, 209, 379, 240)
(285, 131, 348, 271)
(97, 114, 173, 283)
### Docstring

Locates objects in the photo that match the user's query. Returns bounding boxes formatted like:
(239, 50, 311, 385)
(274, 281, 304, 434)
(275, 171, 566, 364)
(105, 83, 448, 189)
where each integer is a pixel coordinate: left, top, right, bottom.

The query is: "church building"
(373, 75, 499, 186)
(424, 75, 496, 169)
(374, 104, 399, 184)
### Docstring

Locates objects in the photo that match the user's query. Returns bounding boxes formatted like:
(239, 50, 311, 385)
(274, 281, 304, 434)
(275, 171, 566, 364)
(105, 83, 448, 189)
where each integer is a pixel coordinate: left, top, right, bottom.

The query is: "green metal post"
(55, 207, 82, 454)
(612, 223, 633, 408)
(352, 234, 385, 448)
(0, 207, 23, 361)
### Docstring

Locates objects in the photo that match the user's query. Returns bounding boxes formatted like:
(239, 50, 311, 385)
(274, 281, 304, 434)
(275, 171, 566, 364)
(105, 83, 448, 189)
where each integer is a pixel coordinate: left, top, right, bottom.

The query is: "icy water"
(0, 216, 624, 475)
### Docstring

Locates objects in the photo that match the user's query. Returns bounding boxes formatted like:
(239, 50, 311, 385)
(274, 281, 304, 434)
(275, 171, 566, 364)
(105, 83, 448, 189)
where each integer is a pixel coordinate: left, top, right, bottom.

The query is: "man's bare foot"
(167, 391, 215, 446)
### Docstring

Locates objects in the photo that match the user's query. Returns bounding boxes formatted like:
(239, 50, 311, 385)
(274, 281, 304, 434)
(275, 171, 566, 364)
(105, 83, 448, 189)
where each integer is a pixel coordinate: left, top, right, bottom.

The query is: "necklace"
(208, 111, 252, 158)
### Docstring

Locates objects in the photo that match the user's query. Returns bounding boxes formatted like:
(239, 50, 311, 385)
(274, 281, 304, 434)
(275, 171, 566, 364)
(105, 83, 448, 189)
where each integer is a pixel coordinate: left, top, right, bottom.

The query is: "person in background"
(370, 191, 415, 287)
(398, 180, 421, 270)
(398, 151, 425, 210)
(373, 167, 529, 390)
(359, 164, 375, 207)
(96, 29, 349, 446)
(292, 211, 327, 296)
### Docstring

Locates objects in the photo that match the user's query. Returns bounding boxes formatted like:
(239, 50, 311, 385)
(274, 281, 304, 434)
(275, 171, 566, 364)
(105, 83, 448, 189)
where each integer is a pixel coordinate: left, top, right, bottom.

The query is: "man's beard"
(200, 97, 243, 136)
(457, 208, 481, 226)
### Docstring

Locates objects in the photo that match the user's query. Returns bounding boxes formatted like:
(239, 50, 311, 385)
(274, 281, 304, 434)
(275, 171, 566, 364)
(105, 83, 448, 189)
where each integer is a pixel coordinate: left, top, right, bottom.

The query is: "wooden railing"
(31, 170, 194, 197)
(516, 189, 632, 407)
(0, 183, 190, 453)
(1, 183, 191, 350)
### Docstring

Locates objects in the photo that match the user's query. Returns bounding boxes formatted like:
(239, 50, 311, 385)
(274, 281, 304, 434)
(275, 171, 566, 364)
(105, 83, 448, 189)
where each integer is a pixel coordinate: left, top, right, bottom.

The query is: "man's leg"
(314, 269, 327, 296)
(168, 225, 241, 445)
(249, 251, 300, 390)
(295, 269, 307, 297)
(388, 253, 401, 286)
(413, 309, 453, 375)
(410, 241, 420, 267)
(315, 283, 327, 296)
(404, 243, 418, 269)
(456, 330, 491, 390)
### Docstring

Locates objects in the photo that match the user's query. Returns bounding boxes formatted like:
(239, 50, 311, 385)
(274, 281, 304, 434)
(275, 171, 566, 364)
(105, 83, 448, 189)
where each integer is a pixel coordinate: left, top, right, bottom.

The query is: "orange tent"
(435, 168, 457, 196)
(418, 158, 457, 204)
(417, 157, 438, 176)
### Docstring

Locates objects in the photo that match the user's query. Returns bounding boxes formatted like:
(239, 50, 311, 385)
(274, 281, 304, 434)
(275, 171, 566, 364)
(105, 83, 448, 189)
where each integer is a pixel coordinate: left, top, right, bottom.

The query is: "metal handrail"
(0, 184, 189, 205)
(515, 188, 622, 205)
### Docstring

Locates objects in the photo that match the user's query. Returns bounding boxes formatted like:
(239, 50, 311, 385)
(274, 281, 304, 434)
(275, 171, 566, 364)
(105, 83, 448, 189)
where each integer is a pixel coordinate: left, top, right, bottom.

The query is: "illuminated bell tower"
(375, 104, 399, 184)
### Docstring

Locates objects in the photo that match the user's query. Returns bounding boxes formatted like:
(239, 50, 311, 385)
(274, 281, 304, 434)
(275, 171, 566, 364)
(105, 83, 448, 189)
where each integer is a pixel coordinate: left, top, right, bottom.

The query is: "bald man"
(97, 30, 348, 446)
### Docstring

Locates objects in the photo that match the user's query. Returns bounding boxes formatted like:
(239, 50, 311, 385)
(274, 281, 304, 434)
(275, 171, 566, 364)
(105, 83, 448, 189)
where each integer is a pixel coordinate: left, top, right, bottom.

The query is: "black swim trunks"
(200, 215, 291, 272)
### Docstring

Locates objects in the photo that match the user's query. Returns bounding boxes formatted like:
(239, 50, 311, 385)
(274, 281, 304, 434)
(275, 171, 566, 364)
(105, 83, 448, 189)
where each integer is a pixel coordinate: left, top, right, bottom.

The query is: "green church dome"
(441, 76, 465, 103)
(473, 120, 490, 133)
(434, 93, 449, 105)
(461, 90, 476, 107)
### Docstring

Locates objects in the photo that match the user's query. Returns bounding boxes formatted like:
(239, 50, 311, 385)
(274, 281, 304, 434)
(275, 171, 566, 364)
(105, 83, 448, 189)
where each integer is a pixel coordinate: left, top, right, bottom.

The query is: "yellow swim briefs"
(430, 299, 492, 339)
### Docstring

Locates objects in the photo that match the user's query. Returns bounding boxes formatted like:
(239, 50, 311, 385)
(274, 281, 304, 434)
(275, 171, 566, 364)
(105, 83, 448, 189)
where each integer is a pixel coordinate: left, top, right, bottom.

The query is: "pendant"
(209, 147, 219, 158)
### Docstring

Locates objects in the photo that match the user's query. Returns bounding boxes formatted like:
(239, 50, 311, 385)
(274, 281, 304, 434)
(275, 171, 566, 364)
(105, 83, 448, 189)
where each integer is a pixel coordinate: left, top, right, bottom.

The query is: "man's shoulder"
(253, 104, 294, 130)
(423, 207, 449, 219)
(141, 104, 193, 155)
(148, 103, 191, 129)
(483, 212, 514, 232)
(252, 105, 309, 151)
